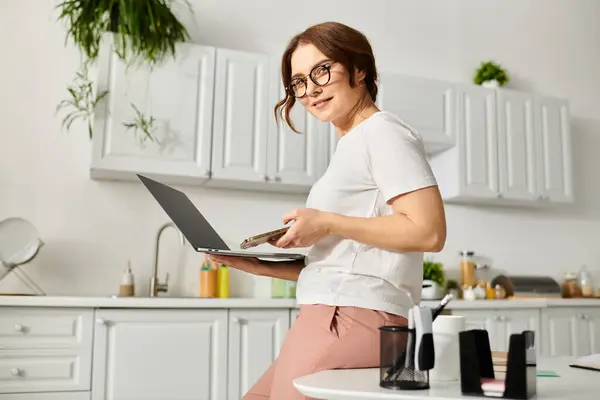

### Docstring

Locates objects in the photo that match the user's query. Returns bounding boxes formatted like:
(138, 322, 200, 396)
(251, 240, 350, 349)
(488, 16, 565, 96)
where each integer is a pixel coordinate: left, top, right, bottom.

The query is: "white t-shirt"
(296, 110, 438, 317)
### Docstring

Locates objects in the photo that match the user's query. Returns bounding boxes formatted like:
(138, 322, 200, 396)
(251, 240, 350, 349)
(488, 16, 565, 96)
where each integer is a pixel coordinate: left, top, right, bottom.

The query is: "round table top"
(293, 357, 598, 400)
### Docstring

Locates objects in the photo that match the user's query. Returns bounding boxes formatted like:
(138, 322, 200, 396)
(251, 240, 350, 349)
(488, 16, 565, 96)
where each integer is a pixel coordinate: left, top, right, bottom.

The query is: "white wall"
(1, 0, 599, 297)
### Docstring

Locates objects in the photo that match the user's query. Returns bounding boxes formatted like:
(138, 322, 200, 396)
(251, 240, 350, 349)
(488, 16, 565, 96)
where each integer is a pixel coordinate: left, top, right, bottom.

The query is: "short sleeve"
(364, 116, 438, 203)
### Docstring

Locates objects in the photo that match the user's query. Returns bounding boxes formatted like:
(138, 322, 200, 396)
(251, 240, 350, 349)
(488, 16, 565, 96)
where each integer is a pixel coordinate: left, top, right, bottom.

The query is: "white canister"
(429, 315, 466, 382)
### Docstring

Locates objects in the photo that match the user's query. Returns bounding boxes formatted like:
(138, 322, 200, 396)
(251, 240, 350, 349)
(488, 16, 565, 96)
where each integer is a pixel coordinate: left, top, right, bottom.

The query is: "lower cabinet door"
(91, 309, 228, 400)
(227, 309, 290, 400)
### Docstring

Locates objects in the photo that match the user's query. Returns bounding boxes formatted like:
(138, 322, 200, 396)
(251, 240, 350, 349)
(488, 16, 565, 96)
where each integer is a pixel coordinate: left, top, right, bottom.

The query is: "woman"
(209, 21, 447, 399)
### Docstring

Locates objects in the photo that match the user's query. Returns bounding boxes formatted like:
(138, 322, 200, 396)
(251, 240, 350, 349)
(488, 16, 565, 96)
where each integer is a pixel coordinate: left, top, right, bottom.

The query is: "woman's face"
(289, 43, 365, 123)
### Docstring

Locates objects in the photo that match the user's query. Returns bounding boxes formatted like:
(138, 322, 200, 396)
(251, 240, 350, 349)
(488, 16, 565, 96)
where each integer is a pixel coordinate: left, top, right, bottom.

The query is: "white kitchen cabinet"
(227, 309, 290, 400)
(0, 307, 93, 394)
(452, 309, 540, 353)
(429, 85, 573, 206)
(496, 89, 538, 201)
(90, 40, 217, 185)
(88, 39, 573, 202)
(207, 48, 271, 187)
(378, 73, 456, 155)
(541, 307, 600, 357)
(534, 96, 573, 202)
(430, 85, 499, 201)
(264, 65, 330, 191)
(91, 309, 227, 400)
(291, 308, 301, 323)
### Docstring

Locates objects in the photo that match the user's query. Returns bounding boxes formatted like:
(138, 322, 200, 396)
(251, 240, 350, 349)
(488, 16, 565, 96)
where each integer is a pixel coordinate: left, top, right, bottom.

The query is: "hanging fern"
(55, 0, 192, 140)
(56, 0, 192, 64)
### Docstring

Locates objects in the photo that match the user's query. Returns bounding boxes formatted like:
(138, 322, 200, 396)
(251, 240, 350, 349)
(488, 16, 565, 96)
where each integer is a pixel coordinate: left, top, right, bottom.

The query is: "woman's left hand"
(271, 208, 334, 248)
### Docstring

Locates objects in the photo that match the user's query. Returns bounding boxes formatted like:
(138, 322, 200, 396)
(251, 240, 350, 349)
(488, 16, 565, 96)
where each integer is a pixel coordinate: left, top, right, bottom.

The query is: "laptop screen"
(137, 174, 230, 251)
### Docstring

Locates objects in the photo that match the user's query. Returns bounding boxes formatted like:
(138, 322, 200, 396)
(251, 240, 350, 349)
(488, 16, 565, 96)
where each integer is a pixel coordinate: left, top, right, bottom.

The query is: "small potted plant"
(422, 260, 446, 300)
(474, 60, 509, 89)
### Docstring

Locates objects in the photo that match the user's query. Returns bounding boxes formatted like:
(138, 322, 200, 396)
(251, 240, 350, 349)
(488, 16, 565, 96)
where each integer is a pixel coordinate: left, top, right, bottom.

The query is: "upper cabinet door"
(211, 49, 270, 183)
(455, 85, 499, 198)
(496, 89, 538, 201)
(378, 73, 455, 154)
(91, 40, 216, 183)
(266, 73, 328, 187)
(534, 96, 573, 203)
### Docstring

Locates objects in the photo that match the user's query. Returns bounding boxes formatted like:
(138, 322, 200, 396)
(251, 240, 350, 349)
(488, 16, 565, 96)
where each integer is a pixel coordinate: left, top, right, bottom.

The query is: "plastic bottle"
(285, 281, 297, 298)
(217, 264, 229, 298)
(271, 278, 286, 298)
(200, 265, 217, 298)
(119, 261, 135, 297)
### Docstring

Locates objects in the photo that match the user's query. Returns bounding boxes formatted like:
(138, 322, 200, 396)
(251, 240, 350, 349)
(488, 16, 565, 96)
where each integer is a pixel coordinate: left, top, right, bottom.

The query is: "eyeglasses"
(287, 62, 334, 98)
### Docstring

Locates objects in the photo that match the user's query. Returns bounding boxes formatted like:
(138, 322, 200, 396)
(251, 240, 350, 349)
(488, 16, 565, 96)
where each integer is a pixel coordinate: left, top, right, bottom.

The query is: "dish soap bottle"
(119, 261, 135, 297)
(217, 264, 229, 298)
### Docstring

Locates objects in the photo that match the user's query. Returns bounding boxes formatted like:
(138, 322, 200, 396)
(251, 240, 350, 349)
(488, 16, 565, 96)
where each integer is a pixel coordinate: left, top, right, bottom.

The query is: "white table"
(294, 357, 598, 399)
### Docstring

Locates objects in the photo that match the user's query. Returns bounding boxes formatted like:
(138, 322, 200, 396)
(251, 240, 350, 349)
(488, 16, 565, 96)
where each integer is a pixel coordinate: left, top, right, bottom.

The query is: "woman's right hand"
(207, 254, 266, 276)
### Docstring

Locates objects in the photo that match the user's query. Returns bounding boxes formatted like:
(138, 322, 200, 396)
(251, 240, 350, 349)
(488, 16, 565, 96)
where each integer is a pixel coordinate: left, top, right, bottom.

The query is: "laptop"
(137, 174, 305, 261)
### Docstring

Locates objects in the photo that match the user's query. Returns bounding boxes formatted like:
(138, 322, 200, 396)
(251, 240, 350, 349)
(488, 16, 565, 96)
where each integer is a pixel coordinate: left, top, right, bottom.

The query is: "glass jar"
(561, 272, 580, 298)
(474, 281, 487, 299)
(460, 250, 477, 287)
(578, 265, 594, 298)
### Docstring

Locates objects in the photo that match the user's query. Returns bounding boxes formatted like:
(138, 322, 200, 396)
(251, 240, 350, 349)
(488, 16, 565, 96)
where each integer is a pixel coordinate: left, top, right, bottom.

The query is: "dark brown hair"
(274, 21, 379, 133)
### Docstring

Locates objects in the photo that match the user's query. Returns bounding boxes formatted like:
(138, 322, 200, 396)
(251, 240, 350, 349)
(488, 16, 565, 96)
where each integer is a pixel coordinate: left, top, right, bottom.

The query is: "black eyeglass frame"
(286, 61, 335, 98)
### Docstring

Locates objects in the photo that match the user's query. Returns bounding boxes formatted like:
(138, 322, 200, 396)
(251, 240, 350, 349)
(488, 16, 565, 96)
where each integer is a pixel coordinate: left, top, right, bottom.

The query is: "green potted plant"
(473, 60, 509, 89)
(422, 260, 446, 300)
(55, 0, 192, 140)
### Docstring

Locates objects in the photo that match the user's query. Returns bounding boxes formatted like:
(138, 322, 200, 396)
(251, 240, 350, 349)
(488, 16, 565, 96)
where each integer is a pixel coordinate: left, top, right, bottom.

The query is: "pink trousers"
(243, 304, 407, 400)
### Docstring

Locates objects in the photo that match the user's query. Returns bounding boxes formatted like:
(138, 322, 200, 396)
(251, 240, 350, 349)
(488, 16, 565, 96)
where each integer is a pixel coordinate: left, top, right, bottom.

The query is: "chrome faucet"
(150, 222, 186, 297)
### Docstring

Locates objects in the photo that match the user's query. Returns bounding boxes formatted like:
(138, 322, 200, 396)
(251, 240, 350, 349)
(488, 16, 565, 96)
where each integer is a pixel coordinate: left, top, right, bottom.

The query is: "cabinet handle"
(13, 324, 24, 332)
(264, 175, 270, 182)
(11, 368, 21, 377)
(96, 318, 107, 325)
(274, 176, 282, 182)
(582, 314, 589, 320)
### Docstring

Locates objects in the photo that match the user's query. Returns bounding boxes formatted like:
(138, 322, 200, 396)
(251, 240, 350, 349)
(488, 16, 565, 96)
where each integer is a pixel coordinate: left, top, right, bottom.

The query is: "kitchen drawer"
(0, 308, 94, 349)
(0, 349, 91, 393)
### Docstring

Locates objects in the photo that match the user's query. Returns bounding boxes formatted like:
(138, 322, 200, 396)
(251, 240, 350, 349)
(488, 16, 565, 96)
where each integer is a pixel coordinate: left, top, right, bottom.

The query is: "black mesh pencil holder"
(379, 325, 429, 390)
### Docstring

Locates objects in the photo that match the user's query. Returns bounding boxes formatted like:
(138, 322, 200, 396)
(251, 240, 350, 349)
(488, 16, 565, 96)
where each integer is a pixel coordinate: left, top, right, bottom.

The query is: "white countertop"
(294, 357, 597, 400)
(0, 295, 599, 309)
(0, 295, 298, 308)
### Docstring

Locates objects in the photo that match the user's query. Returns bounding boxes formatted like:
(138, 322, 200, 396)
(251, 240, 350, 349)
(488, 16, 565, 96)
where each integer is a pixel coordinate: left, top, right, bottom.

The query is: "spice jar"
(578, 265, 594, 298)
(485, 281, 495, 299)
(474, 280, 487, 299)
(460, 250, 477, 287)
(494, 284, 506, 299)
(561, 272, 580, 298)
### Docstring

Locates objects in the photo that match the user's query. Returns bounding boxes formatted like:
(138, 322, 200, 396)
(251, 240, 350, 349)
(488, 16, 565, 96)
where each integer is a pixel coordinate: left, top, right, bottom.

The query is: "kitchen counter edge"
(0, 296, 599, 309)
